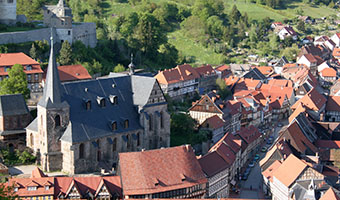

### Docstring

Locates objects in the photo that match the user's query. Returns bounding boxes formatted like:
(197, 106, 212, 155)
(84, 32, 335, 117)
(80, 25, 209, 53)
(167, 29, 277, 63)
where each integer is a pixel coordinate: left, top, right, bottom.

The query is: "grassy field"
(168, 30, 226, 65)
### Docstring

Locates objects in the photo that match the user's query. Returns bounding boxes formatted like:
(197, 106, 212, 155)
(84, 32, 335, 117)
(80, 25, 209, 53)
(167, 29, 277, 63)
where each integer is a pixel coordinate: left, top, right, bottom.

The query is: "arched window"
(30, 133, 34, 146)
(124, 120, 129, 129)
(127, 135, 131, 149)
(137, 133, 140, 146)
(111, 121, 117, 131)
(79, 143, 84, 159)
(160, 112, 164, 128)
(100, 99, 106, 107)
(86, 100, 91, 110)
(112, 138, 117, 152)
(55, 115, 61, 127)
(149, 114, 153, 131)
(97, 139, 100, 149)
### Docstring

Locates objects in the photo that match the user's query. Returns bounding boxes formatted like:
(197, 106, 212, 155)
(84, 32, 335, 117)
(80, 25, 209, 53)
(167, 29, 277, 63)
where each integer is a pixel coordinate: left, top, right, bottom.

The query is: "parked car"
(261, 147, 267, 152)
(254, 154, 260, 161)
(248, 162, 255, 168)
(278, 123, 283, 127)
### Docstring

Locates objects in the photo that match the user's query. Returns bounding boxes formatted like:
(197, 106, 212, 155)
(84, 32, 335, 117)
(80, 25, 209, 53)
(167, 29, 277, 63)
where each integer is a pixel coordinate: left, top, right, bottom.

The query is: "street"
(238, 119, 289, 199)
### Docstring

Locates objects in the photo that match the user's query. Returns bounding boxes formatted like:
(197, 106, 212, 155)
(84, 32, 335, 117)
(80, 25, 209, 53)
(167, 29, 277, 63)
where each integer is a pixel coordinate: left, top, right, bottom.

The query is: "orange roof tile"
(195, 64, 216, 76)
(253, 66, 274, 75)
(262, 160, 282, 183)
(333, 48, 340, 58)
(119, 145, 207, 195)
(31, 167, 47, 178)
(289, 103, 306, 123)
(215, 65, 230, 72)
(0, 52, 39, 66)
(267, 79, 293, 88)
(58, 64, 92, 82)
(320, 187, 340, 200)
(155, 64, 200, 85)
(201, 115, 224, 129)
(273, 154, 307, 187)
(291, 88, 326, 111)
(321, 67, 337, 77)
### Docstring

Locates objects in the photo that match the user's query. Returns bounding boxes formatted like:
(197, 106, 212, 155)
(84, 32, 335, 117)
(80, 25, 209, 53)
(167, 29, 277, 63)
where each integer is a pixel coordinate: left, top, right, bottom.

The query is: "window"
(127, 135, 131, 149)
(79, 143, 84, 159)
(27, 74, 32, 81)
(27, 186, 37, 191)
(26, 65, 32, 71)
(34, 74, 39, 81)
(85, 100, 91, 110)
(45, 186, 49, 190)
(97, 97, 106, 107)
(149, 114, 153, 131)
(160, 112, 164, 128)
(30, 133, 34, 146)
(55, 115, 61, 127)
(137, 133, 140, 146)
(14, 187, 18, 192)
(7, 0, 13, 3)
(68, 30, 71, 35)
(124, 120, 129, 129)
(109, 95, 118, 104)
(111, 121, 117, 131)
(112, 138, 117, 151)
(4, 67, 10, 72)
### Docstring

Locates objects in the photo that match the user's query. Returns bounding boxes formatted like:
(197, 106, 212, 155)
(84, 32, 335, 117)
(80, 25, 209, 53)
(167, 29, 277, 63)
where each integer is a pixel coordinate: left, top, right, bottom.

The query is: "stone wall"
(0, 23, 97, 48)
(0, 0, 17, 24)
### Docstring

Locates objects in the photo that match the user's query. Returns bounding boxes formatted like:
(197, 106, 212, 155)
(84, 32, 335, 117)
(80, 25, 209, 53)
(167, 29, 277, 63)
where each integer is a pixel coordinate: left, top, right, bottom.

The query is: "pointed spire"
(128, 53, 135, 75)
(57, 0, 66, 7)
(38, 28, 63, 107)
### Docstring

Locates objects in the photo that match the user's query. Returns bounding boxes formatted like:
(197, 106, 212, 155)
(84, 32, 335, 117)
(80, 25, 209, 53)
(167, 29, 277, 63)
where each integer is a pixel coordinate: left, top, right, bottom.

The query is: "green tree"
(216, 78, 231, 99)
(280, 43, 299, 61)
(206, 15, 224, 38)
(29, 43, 37, 60)
(171, 113, 196, 136)
(0, 183, 17, 199)
(113, 64, 126, 72)
(0, 64, 30, 100)
(58, 41, 73, 66)
(192, 0, 224, 20)
(230, 5, 241, 24)
(297, 20, 305, 32)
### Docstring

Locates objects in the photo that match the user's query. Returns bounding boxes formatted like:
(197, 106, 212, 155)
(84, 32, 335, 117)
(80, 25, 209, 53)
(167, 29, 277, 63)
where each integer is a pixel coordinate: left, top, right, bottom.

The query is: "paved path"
(9, 165, 66, 177)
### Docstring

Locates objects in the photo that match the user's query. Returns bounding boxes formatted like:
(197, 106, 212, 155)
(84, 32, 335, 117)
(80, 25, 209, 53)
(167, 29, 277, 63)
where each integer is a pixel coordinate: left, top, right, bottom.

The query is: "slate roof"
(0, 94, 29, 116)
(243, 68, 266, 80)
(59, 76, 144, 143)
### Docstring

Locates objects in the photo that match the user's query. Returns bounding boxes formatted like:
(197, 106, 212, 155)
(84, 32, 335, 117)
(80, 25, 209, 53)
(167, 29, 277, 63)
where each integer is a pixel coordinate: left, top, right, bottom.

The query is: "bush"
(0, 148, 36, 166)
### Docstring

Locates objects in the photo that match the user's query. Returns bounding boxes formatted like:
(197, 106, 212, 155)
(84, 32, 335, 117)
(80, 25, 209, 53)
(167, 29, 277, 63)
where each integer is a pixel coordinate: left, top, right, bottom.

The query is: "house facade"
(155, 64, 200, 99)
(0, 53, 44, 92)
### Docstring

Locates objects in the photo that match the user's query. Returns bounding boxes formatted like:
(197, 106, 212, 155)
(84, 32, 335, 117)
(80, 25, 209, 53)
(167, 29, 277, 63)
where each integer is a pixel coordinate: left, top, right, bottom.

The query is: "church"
(26, 37, 170, 174)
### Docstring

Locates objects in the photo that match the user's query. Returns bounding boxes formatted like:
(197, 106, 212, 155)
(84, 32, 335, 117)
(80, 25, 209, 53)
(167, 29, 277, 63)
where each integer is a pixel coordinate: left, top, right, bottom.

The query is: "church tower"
(37, 33, 70, 172)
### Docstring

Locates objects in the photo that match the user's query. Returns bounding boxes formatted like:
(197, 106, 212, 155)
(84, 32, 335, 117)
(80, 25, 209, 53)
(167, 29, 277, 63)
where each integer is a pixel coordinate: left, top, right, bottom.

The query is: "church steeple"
(38, 29, 63, 108)
(128, 54, 135, 75)
(57, 0, 66, 7)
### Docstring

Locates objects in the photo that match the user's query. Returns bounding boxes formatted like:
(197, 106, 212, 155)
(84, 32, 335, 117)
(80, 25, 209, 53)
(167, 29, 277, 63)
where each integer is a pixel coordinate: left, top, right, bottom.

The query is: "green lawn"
(168, 30, 226, 65)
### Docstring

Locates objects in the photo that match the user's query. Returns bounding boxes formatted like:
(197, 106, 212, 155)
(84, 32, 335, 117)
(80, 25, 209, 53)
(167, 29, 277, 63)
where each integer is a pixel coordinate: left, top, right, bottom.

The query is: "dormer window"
(45, 186, 50, 190)
(97, 97, 106, 107)
(111, 121, 117, 131)
(26, 65, 32, 71)
(14, 187, 18, 192)
(109, 95, 118, 104)
(124, 120, 129, 129)
(84, 99, 91, 110)
(27, 186, 37, 191)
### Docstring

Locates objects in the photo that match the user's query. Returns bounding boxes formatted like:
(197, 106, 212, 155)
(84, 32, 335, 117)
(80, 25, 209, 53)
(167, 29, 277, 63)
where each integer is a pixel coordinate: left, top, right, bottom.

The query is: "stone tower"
(36, 34, 70, 172)
(0, 0, 17, 25)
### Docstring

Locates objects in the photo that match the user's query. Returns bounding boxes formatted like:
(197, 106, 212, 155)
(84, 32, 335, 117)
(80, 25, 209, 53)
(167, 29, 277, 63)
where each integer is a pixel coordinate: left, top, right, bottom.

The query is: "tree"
(216, 78, 231, 99)
(58, 41, 72, 66)
(230, 5, 241, 24)
(192, 0, 224, 20)
(297, 20, 305, 32)
(0, 64, 30, 100)
(29, 43, 37, 60)
(171, 113, 196, 136)
(113, 64, 126, 72)
(0, 183, 17, 200)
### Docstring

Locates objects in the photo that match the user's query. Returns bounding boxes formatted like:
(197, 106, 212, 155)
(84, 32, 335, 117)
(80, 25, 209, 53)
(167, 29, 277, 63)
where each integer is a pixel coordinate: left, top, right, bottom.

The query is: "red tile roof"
(118, 145, 207, 196)
(58, 64, 92, 82)
(155, 64, 200, 85)
(321, 67, 337, 77)
(303, 53, 317, 63)
(0, 53, 39, 66)
(195, 64, 216, 76)
(273, 154, 307, 187)
(319, 187, 340, 200)
(201, 115, 224, 129)
(316, 140, 340, 149)
(327, 96, 340, 112)
(31, 167, 47, 178)
(262, 160, 282, 183)
(215, 65, 230, 72)
(291, 88, 326, 112)
(236, 125, 261, 145)
(333, 48, 340, 58)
